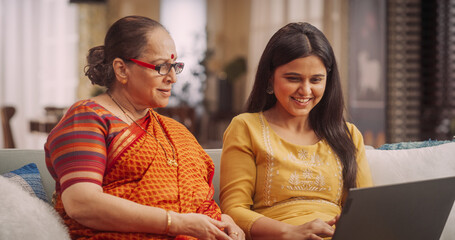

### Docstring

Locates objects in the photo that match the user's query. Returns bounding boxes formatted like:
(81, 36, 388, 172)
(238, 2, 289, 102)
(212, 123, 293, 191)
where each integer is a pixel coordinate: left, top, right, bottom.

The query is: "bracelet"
(164, 210, 172, 235)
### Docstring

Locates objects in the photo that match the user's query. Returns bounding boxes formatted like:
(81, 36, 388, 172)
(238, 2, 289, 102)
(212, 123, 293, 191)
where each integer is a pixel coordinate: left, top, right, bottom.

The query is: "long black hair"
(246, 22, 358, 190)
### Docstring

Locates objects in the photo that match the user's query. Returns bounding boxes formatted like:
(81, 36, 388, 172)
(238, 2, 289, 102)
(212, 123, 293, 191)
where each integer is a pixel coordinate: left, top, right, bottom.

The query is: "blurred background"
(1, 0, 454, 150)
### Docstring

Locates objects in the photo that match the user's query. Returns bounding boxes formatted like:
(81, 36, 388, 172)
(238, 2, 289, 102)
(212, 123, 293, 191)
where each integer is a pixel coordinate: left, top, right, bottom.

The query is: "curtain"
(0, 0, 78, 149)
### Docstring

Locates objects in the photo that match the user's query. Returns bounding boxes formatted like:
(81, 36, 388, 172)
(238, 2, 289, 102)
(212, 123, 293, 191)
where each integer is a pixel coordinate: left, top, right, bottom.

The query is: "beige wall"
(107, 0, 160, 26)
(76, 3, 108, 100)
(206, 0, 251, 113)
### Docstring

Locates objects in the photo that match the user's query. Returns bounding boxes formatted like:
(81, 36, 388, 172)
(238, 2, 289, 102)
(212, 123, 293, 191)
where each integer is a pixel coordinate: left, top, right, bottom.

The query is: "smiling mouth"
(291, 97, 311, 103)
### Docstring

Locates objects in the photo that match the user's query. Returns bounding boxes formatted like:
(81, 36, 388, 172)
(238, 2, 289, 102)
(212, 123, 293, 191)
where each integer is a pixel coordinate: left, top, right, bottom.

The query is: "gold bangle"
(164, 210, 172, 235)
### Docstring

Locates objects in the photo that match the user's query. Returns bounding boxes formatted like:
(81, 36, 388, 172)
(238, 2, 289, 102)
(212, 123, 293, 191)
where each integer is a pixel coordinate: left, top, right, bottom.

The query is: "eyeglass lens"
(158, 63, 184, 75)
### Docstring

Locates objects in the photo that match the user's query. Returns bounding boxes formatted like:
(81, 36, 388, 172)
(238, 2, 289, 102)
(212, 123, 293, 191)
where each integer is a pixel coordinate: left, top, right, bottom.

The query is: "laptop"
(332, 176, 455, 240)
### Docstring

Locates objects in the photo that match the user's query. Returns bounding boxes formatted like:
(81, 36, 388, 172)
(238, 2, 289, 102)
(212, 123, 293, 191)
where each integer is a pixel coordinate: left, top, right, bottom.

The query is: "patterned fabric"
(45, 100, 221, 239)
(45, 100, 126, 193)
(2, 163, 48, 203)
(220, 113, 373, 238)
(378, 139, 455, 150)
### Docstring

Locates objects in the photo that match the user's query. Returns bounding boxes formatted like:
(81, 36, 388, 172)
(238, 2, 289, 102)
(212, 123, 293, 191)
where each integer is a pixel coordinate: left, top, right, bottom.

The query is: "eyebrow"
(283, 72, 326, 77)
(145, 56, 178, 64)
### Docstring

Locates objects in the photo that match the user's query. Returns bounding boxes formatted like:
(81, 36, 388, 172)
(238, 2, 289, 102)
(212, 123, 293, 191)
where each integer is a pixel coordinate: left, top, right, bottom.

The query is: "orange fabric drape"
(55, 111, 221, 239)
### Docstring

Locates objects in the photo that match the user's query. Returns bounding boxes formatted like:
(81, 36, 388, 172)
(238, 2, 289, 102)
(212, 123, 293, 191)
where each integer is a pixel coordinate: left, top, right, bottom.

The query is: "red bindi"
(171, 54, 174, 59)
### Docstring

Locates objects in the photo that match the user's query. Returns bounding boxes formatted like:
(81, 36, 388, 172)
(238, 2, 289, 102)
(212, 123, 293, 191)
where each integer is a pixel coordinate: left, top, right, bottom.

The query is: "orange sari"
(54, 110, 221, 239)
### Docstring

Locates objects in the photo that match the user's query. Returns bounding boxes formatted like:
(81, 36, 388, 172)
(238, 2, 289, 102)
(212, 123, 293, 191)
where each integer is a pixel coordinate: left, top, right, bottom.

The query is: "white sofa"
(1, 142, 454, 239)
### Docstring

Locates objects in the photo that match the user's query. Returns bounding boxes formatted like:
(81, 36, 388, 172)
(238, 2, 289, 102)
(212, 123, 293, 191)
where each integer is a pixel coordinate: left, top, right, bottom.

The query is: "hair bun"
(85, 46, 110, 86)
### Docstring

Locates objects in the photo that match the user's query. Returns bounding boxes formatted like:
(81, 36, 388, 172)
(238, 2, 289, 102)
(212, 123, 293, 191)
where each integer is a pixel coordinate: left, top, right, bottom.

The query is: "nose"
(298, 80, 312, 95)
(165, 67, 177, 84)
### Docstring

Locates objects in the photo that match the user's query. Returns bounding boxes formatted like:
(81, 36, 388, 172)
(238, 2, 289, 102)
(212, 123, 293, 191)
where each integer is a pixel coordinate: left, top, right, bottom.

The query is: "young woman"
(220, 22, 373, 240)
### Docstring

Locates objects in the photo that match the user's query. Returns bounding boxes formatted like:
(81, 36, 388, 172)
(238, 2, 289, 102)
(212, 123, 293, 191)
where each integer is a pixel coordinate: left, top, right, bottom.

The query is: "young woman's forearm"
(250, 216, 335, 240)
(249, 217, 290, 239)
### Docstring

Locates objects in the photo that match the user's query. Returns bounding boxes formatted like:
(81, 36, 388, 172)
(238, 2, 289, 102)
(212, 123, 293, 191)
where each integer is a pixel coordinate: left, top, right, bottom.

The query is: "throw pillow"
(378, 139, 455, 150)
(366, 142, 455, 185)
(2, 163, 48, 202)
(0, 176, 70, 239)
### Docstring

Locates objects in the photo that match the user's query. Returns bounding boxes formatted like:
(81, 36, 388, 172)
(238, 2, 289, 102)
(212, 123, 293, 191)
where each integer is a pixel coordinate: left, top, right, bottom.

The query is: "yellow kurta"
(220, 112, 373, 238)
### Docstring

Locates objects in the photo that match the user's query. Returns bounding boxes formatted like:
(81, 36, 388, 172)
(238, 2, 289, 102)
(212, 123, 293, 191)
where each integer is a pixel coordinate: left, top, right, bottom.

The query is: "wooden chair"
(1, 106, 16, 148)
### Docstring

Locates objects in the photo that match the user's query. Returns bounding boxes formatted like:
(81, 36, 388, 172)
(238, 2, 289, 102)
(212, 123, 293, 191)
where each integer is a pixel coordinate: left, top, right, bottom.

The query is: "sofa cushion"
(2, 163, 48, 202)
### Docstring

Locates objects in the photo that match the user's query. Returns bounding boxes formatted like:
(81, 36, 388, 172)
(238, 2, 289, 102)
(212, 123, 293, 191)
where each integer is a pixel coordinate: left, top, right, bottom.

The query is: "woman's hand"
(169, 212, 233, 240)
(283, 216, 339, 240)
(250, 215, 339, 240)
(221, 214, 245, 240)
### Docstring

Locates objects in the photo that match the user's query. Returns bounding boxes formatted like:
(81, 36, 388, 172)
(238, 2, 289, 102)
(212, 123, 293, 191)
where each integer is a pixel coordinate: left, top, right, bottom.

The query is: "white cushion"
(0, 176, 70, 240)
(366, 142, 455, 185)
(366, 142, 455, 240)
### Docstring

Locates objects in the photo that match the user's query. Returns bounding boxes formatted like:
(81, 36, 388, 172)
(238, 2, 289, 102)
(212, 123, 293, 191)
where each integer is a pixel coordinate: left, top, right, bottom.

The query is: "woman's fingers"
(175, 213, 233, 240)
(303, 219, 335, 237)
(227, 229, 245, 240)
(325, 215, 340, 226)
(207, 218, 236, 240)
(208, 217, 229, 229)
(220, 214, 245, 240)
(223, 223, 245, 240)
(308, 233, 324, 240)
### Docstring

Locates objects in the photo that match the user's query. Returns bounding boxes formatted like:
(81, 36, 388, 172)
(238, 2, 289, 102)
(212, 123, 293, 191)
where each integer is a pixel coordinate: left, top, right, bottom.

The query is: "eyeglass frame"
(129, 58, 184, 75)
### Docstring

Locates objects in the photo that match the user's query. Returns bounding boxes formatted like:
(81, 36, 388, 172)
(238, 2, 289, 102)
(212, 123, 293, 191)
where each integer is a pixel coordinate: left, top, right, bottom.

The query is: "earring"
(121, 80, 127, 84)
(266, 87, 274, 94)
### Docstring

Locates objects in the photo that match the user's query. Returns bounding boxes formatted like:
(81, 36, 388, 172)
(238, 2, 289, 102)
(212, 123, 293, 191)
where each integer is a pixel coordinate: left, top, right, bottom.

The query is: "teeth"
(293, 97, 310, 103)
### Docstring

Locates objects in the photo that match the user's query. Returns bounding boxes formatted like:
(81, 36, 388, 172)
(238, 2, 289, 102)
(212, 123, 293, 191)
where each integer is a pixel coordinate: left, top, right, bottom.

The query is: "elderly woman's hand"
(221, 214, 245, 240)
(169, 212, 234, 240)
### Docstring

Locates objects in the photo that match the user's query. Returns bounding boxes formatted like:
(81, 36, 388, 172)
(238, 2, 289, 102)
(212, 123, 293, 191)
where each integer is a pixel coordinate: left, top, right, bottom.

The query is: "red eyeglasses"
(129, 59, 185, 75)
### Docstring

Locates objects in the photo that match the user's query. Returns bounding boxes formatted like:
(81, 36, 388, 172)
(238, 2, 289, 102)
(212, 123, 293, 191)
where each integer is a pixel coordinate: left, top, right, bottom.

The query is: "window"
(161, 0, 207, 109)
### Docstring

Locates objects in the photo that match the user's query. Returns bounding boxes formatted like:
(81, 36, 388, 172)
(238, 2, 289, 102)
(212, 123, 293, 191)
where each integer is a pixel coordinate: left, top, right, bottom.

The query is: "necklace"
(107, 92, 177, 167)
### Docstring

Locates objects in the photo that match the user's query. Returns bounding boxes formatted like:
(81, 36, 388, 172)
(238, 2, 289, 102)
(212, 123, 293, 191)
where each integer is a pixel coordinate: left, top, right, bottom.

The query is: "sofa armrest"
(205, 149, 222, 204)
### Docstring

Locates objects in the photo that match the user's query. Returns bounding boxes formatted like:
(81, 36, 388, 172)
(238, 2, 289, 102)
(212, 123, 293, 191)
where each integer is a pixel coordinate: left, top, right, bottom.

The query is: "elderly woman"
(45, 15, 243, 240)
